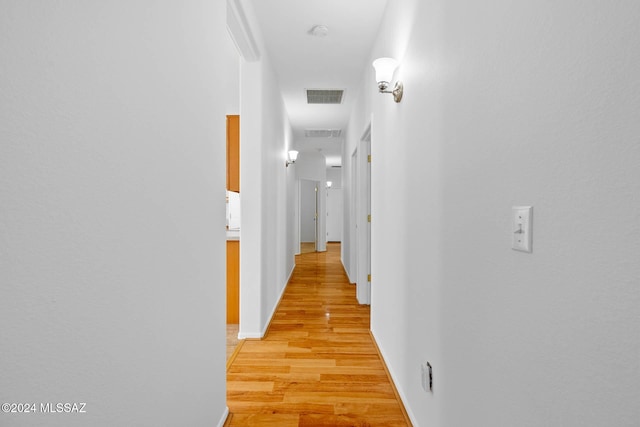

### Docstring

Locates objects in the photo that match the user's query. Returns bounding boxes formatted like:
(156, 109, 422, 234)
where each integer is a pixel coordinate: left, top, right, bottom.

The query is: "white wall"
(259, 58, 293, 330)
(326, 188, 343, 242)
(239, 56, 293, 337)
(348, 0, 640, 426)
(286, 144, 298, 267)
(326, 167, 344, 243)
(238, 0, 295, 338)
(326, 166, 343, 189)
(295, 151, 328, 182)
(0, 2, 231, 426)
(238, 60, 262, 338)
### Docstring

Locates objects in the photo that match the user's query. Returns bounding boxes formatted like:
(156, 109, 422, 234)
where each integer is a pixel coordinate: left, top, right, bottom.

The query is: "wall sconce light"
(286, 150, 299, 167)
(372, 57, 403, 103)
(326, 181, 332, 188)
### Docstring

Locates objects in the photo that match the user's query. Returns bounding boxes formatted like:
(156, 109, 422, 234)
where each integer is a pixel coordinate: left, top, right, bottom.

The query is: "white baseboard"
(370, 328, 417, 426)
(216, 406, 229, 427)
(238, 331, 262, 339)
(259, 275, 290, 337)
(342, 259, 355, 284)
(237, 268, 294, 340)
(286, 262, 295, 284)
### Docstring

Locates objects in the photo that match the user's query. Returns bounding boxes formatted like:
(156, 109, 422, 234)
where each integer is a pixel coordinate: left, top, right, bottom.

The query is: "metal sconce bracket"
(379, 81, 403, 103)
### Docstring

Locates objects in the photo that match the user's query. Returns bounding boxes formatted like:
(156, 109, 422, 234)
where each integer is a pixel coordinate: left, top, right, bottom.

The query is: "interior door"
(365, 137, 371, 304)
(362, 133, 372, 304)
(314, 183, 319, 251)
(300, 179, 319, 252)
(355, 124, 372, 305)
(351, 150, 358, 283)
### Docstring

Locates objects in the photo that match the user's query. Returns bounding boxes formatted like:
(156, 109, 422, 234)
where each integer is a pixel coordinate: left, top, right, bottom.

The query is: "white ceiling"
(248, 0, 388, 167)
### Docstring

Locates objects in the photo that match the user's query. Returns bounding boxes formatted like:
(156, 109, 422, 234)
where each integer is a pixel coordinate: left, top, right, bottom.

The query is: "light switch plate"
(512, 206, 532, 252)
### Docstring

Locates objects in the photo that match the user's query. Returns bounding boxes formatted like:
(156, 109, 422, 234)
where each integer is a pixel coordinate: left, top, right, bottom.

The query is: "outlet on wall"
(421, 362, 433, 392)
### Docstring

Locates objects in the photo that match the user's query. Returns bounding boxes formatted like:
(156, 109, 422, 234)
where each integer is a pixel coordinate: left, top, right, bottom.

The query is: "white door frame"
(355, 123, 372, 305)
(350, 149, 358, 284)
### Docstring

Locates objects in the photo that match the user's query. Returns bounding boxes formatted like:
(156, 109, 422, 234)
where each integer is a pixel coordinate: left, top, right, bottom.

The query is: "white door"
(351, 150, 358, 283)
(300, 179, 318, 249)
(355, 124, 372, 305)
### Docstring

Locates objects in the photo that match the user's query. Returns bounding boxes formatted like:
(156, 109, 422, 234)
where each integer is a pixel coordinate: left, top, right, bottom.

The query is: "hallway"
(225, 243, 409, 426)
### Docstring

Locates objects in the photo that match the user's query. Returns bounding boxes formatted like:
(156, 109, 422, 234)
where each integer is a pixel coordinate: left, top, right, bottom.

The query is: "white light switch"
(512, 206, 532, 252)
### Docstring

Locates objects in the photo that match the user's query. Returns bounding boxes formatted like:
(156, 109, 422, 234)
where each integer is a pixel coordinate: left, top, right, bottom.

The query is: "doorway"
(300, 179, 319, 253)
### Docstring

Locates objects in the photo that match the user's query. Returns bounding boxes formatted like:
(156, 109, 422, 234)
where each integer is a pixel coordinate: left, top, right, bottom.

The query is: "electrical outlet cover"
(421, 364, 429, 392)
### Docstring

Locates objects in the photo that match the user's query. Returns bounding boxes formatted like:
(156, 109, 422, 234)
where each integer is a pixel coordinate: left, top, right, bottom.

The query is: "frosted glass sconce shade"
(372, 57, 403, 103)
(286, 150, 299, 167)
(372, 57, 398, 88)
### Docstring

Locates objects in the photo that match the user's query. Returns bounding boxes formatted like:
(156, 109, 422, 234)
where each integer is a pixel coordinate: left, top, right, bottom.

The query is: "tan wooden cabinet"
(226, 240, 240, 324)
(226, 115, 240, 192)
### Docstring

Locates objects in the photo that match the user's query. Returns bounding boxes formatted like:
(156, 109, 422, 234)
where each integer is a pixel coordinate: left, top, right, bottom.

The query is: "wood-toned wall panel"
(226, 115, 240, 192)
(226, 240, 240, 324)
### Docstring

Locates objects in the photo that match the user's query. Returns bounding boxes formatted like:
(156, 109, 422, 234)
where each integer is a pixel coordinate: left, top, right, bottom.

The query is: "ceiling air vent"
(304, 129, 342, 138)
(306, 89, 344, 104)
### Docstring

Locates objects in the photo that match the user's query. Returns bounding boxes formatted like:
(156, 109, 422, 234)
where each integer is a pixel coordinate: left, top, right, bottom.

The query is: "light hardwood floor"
(227, 324, 241, 361)
(300, 242, 316, 254)
(225, 243, 410, 426)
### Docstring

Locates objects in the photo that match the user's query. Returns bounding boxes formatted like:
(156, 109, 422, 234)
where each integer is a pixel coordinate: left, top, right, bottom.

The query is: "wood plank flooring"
(300, 242, 316, 254)
(227, 324, 241, 361)
(226, 243, 410, 426)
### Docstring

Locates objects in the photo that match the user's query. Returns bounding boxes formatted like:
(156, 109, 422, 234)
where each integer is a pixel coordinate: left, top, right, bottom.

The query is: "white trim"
(238, 330, 262, 339)
(226, 0, 260, 61)
(216, 407, 230, 427)
(361, 123, 372, 142)
(286, 262, 296, 285)
(342, 259, 355, 284)
(259, 277, 289, 337)
(355, 122, 372, 305)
